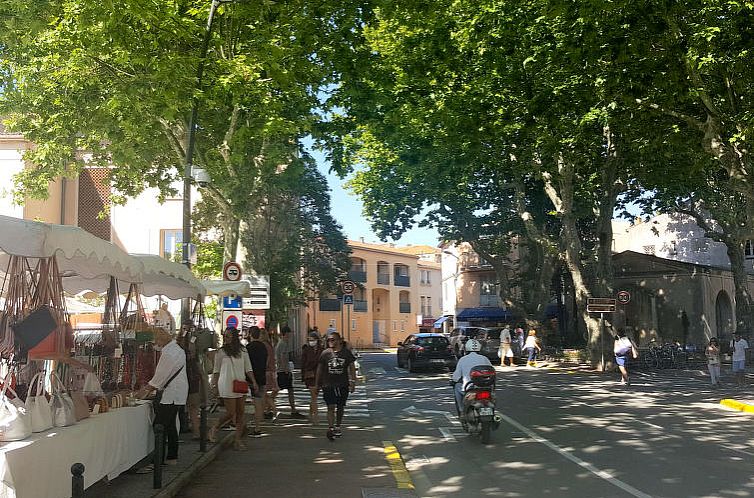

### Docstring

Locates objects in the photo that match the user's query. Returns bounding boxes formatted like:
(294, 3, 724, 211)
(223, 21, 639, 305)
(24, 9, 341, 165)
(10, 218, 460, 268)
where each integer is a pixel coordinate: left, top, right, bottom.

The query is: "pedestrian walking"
(301, 331, 324, 424)
(138, 328, 188, 465)
(524, 330, 541, 367)
(706, 337, 721, 387)
(515, 325, 525, 356)
(730, 332, 749, 387)
(260, 328, 279, 419)
(315, 332, 357, 441)
(613, 329, 638, 385)
(275, 326, 305, 419)
(245, 326, 267, 436)
(209, 327, 257, 450)
(498, 324, 514, 367)
(179, 321, 206, 439)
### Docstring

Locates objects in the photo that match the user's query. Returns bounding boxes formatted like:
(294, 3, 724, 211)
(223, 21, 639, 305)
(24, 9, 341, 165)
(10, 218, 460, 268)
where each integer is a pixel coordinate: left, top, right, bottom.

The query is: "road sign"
(587, 297, 617, 313)
(343, 294, 354, 305)
(341, 280, 355, 295)
(242, 274, 270, 310)
(617, 290, 631, 305)
(222, 294, 242, 310)
(223, 261, 242, 281)
(223, 310, 242, 330)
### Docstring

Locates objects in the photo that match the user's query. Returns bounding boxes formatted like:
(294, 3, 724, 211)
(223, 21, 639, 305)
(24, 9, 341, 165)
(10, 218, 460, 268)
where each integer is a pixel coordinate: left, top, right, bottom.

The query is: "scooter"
(450, 365, 501, 444)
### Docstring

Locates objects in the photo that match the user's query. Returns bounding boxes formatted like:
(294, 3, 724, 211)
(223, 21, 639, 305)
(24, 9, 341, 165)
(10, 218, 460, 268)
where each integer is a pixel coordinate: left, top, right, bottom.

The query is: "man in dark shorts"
(315, 332, 357, 440)
(246, 326, 267, 436)
(275, 326, 305, 419)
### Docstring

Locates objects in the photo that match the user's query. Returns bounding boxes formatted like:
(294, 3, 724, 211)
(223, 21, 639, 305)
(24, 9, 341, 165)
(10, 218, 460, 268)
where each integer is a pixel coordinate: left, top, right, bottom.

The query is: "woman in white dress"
(209, 327, 257, 450)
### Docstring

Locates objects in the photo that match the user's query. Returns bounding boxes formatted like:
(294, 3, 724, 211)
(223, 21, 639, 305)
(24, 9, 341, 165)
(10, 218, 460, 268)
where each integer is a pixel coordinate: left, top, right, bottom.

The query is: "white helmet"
(465, 339, 482, 352)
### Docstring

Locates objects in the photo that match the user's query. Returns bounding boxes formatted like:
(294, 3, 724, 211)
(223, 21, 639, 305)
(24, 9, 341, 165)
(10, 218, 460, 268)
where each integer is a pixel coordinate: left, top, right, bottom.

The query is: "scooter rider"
(452, 339, 492, 412)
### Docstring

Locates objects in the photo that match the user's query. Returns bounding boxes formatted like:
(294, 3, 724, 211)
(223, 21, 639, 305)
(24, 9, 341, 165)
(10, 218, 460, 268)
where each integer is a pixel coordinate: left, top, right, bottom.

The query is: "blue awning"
(433, 316, 450, 328)
(456, 307, 511, 322)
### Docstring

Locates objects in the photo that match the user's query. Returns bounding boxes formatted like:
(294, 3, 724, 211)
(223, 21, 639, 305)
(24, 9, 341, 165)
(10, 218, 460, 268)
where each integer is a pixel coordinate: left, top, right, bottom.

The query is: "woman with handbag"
(210, 327, 257, 450)
(301, 331, 323, 424)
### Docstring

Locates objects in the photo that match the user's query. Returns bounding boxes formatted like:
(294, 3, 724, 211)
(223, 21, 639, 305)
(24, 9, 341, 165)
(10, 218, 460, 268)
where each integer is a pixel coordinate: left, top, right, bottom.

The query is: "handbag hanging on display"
(67, 376, 90, 421)
(25, 371, 53, 432)
(0, 372, 31, 441)
(49, 373, 77, 427)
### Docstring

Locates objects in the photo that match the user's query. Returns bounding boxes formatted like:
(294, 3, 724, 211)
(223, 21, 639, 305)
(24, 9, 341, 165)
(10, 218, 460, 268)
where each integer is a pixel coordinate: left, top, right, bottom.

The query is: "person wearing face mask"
(301, 331, 324, 424)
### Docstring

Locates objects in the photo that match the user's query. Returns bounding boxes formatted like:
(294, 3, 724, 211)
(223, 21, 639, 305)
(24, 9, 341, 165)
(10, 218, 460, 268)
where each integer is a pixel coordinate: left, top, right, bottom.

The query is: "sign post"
(587, 298, 617, 372)
(341, 281, 355, 343)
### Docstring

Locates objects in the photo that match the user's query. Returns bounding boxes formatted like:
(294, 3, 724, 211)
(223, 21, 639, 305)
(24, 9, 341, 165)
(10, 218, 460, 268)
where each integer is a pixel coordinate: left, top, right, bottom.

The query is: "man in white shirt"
(499, 325, 513, 367)
(730, 332, 750, 387)
(139, 328, 188, 464)
(452, 339, 492, 413)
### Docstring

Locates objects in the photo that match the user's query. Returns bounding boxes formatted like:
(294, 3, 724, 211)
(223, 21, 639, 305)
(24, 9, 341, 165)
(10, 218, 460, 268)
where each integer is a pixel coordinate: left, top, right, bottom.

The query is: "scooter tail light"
(475, 390, 492, 400)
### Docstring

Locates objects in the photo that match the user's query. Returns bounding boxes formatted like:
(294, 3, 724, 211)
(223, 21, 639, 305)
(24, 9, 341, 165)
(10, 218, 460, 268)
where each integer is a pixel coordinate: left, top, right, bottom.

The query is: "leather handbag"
(12, 305, 57, 349)
(25, 372, 53, 432)
(49, 373, 77, 427)
(66, 375, 90, 421)
(0, 373, 31, 441)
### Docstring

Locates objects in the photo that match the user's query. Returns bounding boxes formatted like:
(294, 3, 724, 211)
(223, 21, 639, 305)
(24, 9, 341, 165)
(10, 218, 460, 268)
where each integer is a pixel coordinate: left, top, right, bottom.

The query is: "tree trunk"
(223, 217, 240, 264)
(726, 237, 754, 335)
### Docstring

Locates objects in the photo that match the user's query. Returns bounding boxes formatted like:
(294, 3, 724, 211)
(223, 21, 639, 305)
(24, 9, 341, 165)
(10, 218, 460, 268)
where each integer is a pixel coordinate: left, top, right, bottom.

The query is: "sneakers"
(263, 412, 274, 420)
(248, 430, 263, 438)
(333, 426, 343, 438)
(326, 427, 335, 441)
(290, 411, 307, 419)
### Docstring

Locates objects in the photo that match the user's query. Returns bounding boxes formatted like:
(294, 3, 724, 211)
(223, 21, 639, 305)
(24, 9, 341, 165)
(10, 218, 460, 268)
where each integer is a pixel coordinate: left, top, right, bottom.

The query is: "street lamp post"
(182, 0, 232, 317)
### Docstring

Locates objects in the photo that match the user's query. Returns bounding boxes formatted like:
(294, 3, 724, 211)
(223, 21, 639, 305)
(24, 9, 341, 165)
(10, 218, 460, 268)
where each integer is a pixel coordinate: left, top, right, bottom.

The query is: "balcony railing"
(319, 298, 342, 312)
(399, 302, 411, 313)
(479, 294, 500, 307)
(348, 270, 367, 283)
(377, 273, 390, 285)
(353, 300, 368, 312)
(394, 275, 410, 287)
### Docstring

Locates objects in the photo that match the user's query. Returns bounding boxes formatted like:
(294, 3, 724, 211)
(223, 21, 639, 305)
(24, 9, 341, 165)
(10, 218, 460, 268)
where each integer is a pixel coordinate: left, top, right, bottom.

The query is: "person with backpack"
(614, 329, 638, 385)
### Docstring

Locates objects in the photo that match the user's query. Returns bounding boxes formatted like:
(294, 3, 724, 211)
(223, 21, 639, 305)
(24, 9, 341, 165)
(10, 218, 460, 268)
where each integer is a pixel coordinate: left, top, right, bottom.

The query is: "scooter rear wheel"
(480, 421, 492, 444)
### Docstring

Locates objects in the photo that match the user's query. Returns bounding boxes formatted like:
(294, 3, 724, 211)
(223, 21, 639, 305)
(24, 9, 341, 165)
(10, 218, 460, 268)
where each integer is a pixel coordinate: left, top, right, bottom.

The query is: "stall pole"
(153, 424, 164, 489)
(200, 405, 208, 452)
(71, 463, 85, 498)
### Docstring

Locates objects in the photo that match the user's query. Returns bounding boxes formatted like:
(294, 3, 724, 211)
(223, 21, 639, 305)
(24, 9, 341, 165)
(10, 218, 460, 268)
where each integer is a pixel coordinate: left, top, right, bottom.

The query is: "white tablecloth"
(0, 404, 154, 498)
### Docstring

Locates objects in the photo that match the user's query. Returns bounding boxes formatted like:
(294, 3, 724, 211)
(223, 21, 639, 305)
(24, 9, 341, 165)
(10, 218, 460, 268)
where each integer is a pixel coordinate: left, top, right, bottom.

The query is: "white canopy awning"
(0, 215, 141, 293)
(202, 279, 252, 297)
(132, 254, 206, 299)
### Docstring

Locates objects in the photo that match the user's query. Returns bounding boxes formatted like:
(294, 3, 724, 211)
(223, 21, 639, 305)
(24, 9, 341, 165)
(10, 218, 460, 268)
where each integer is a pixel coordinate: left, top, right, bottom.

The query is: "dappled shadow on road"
(360, 352, 754, 497)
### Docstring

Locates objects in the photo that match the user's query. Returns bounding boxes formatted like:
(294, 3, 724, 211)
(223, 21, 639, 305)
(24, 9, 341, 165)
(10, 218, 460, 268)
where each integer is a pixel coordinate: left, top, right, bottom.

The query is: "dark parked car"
(397, 333, 456, 372)
(449, 326, 503, 362)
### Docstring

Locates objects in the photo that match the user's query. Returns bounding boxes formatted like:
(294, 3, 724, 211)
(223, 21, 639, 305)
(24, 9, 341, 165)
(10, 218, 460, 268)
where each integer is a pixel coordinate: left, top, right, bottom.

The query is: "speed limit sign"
(341, 280, 355, 295)
(617, 290, 631, 304)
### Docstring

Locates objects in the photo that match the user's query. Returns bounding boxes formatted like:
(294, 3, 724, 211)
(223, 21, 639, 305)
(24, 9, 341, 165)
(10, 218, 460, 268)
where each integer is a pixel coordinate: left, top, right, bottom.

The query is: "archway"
(715, 290, 734, 343)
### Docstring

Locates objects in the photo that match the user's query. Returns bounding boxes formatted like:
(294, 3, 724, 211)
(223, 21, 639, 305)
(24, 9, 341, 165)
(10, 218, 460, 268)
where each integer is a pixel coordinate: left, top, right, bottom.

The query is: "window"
(479, 275, 497, 295)
(426, 297, 432, 317)
(420, 270, 431, 285)
(746, 240, 754, 259)
(400, 320, 405, 332)
(352, 319, 357, 330)
(160, 229, 183, 260)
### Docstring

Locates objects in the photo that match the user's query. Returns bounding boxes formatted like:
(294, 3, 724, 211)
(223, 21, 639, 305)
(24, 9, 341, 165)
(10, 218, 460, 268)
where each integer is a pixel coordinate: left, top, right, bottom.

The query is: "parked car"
(397, 333, 457, 372)
(449, 327, 503, 362)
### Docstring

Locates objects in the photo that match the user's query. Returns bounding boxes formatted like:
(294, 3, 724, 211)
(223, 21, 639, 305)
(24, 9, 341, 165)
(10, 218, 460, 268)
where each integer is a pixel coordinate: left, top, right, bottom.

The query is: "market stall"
(0, 217, 205, 498)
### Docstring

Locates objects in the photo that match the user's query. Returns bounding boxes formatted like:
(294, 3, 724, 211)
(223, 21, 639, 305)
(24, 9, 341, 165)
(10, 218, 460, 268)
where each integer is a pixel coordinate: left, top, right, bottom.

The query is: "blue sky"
(310, 148, 440, 247)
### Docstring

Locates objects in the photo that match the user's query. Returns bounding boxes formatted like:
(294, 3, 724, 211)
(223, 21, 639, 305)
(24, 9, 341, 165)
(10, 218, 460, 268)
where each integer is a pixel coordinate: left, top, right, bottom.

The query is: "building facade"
(306, 241, 443, 347)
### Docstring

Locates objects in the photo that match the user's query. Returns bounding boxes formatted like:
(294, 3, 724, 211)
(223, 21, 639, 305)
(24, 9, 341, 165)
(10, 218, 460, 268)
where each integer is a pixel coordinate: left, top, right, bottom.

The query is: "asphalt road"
(360, 351, 754, 498)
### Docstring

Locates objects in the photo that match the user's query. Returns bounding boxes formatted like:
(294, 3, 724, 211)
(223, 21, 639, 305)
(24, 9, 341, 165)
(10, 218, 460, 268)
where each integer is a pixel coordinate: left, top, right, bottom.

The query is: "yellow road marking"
(383, 440, 415, 490)
(720, 399, 754, 414)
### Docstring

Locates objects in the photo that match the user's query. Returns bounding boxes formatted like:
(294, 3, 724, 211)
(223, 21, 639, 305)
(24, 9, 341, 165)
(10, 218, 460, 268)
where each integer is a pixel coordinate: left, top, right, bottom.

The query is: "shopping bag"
(0, 373, 31, 441)
(12, 306, 57, 349)
(25, 372, 52, 432)
(49, 373, 76, 427)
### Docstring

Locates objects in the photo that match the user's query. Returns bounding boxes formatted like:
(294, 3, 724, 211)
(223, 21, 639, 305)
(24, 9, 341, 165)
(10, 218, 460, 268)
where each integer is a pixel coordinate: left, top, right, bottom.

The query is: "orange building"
(306, 241, 442, 347)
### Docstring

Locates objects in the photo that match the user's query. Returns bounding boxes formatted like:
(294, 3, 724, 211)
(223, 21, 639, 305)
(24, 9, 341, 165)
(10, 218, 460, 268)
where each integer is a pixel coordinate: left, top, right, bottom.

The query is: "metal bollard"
(153, 424, 164, 489)
(71, 463, 85, 498)
(199, 405, 207, 453)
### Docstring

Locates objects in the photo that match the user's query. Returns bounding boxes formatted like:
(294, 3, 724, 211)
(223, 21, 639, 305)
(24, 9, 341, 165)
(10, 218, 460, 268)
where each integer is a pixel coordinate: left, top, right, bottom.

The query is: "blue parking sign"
(223, 295, 242, 309)
(343, 295, 354, 305)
